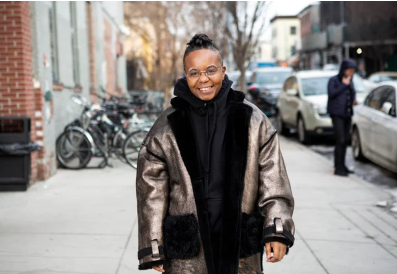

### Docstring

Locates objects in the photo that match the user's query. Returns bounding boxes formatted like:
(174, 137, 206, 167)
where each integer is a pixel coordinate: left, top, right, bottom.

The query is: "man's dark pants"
(331, 115, 352, 171)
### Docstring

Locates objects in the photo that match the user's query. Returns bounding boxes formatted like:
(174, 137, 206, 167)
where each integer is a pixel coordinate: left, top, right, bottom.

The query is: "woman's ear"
(222, 66, 226, 80)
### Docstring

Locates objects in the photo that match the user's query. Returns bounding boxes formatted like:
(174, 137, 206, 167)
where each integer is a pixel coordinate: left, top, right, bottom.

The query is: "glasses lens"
(188, 69, 200, 78)
(206, 65, 218, 76)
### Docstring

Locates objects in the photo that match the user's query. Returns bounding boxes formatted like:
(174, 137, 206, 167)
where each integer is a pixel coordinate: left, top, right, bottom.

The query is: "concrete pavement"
(0, 137, 396, 274)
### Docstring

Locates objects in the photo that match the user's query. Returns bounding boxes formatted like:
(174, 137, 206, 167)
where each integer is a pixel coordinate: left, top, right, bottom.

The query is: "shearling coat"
(136, 89, 295, 274)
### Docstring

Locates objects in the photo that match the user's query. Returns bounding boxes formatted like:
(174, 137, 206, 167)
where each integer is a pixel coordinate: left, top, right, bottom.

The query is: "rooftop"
(270, 15, 299, 23)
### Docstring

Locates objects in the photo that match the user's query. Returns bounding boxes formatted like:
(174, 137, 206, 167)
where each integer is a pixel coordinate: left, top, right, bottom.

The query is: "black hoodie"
(327, 59, 357, 117)
(173, 75, 233, 234)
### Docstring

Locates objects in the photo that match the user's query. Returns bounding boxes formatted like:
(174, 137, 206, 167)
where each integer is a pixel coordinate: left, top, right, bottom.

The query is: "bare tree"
(226, 1, 266, 92)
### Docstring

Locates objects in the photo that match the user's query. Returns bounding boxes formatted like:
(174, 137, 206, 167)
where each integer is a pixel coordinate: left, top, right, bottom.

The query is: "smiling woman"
(183, 35, 226, 101)
(136, 34, 295, 274)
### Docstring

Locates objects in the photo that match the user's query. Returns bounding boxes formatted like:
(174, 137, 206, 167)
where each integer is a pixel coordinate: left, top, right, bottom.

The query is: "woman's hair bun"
(187, 34, 213, 47)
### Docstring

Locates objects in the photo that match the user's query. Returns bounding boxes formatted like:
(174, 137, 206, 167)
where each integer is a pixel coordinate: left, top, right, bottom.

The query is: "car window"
(380, 75, 397, 82)
(369, 74, 380, 83)
(365, 86, 390, 110)
(256, 71, 292, 85)
(250, 73, 256, 83)
(301, 77, 330, 96)
(379, 86, 396, 116)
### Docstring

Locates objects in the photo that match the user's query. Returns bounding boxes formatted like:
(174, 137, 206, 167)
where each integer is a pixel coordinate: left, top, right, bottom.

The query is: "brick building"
(0, 1, 127, 185)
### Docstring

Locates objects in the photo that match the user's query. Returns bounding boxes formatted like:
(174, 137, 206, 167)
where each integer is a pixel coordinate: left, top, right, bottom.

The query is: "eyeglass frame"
(185, 64, 223, 81)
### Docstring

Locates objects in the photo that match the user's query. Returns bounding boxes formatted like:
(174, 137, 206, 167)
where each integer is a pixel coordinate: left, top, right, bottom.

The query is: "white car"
(352, 82, 397, 174)
(276, 70, 369, 144)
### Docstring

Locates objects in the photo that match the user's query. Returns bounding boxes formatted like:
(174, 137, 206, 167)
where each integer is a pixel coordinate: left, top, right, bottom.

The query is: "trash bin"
(0, 117, 40, 191)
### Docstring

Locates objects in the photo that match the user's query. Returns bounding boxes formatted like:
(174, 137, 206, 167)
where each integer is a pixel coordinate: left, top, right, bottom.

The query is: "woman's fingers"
(265, 242, 272, 260)
(152, 265, 165, 272)
(272, 243, 280, 262)
(266, 242, 287, 263)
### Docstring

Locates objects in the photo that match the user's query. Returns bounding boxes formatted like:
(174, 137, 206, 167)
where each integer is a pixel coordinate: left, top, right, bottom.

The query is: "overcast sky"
(262, 0, 319, 41)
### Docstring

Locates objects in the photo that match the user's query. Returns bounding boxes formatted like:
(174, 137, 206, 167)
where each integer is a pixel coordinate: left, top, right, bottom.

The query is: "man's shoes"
(335, 169, 349, 177)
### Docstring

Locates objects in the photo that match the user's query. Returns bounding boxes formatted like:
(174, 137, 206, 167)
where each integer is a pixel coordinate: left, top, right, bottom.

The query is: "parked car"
(248, 67, 293, 116)
(228, 71, 252, 91)
(276, 70, 368, 144)
(367, 72, 397, 84)
(351, 82, 397, 174)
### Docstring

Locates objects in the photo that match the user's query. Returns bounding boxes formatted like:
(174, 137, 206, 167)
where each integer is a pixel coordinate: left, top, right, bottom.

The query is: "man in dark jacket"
(327, 59, 358, 176)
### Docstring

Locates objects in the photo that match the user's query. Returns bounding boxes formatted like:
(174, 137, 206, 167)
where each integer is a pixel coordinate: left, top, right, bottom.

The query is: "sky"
(262, 0, 319, 41)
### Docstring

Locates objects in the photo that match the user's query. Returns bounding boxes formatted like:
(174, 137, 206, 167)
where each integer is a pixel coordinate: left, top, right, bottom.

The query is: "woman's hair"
(183, 34, 222, 70)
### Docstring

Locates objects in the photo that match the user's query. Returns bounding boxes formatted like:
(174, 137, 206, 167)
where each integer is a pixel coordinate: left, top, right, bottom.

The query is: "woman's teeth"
(199, 86, 212, 91)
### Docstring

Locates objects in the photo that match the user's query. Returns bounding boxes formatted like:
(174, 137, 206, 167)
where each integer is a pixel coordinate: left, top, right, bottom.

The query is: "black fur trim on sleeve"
(138, 260, 166, 270)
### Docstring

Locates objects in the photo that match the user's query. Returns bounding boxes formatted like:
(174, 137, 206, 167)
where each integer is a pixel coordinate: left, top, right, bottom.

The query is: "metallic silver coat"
(136, 100, 295, 273)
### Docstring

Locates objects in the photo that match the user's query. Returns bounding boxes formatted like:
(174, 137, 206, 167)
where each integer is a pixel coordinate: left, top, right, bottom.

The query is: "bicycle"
(56, 95, 132, 169)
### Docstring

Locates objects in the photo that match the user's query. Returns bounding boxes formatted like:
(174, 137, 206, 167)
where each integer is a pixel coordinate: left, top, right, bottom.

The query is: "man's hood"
(172, 74, 233, 112)
(338, 59, 357, 79)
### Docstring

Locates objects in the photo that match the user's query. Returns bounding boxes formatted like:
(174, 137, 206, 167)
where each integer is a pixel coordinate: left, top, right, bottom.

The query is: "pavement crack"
(115, 217, 137, 274)
(296, 231, 330, 274)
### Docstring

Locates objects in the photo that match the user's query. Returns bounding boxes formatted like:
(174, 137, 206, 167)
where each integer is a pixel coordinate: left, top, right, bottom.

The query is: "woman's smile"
(197, 85, 215, 94)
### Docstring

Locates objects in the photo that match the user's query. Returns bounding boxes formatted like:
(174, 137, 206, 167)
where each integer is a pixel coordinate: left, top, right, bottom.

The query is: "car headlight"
(311, 103, 327, 114)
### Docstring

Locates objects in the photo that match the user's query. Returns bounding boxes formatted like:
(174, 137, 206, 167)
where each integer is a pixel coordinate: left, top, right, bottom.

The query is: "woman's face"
(184, 49, 226, 101)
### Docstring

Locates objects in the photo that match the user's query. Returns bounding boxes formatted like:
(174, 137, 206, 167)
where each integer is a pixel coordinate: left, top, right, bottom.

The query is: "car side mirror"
(381, 102, 393, 115)
(286, 89, 298, 96)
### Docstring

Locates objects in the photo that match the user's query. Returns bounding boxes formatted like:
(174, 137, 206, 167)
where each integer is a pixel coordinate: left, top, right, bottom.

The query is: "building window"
(290, 26, 296, 35)
(70, 2, 80, 85)
(49, 2, 59, 83)
(291, 46, 296, 54)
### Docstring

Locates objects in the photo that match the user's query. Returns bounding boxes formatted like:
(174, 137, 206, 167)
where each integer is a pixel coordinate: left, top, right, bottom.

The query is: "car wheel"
(276, 112, 290, 136)
(297, 116, 311, 145)
(352, 127, 366, 161)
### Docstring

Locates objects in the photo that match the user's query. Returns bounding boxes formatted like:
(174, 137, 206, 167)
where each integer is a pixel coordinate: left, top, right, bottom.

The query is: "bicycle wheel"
(56, 128, 93, 169)
(123, 130, 147, 168)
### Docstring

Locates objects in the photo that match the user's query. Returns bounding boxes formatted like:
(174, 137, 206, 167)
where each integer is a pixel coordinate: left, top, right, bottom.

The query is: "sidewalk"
(0, 137, 396, 274)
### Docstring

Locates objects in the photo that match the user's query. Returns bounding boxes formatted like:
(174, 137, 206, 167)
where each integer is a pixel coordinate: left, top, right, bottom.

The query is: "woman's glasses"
(186, 65, 221, 81)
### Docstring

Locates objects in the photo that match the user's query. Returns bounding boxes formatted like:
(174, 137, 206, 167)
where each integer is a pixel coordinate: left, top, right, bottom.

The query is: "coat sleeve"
(136, 136, 169, 270)
(328, 76, 347, 99)
(257, 119, 295, 250)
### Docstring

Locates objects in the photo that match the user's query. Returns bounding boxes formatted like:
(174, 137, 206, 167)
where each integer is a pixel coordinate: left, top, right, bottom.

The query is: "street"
(0, 137, 396, 274)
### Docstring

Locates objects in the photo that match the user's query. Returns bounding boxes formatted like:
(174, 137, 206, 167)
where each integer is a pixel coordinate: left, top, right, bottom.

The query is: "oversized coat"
(136, 89, 295, 274)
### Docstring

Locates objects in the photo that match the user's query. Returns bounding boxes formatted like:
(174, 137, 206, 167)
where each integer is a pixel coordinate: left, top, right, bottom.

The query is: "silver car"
(276, 70, 369, 144)
(352, 82, 397, 174)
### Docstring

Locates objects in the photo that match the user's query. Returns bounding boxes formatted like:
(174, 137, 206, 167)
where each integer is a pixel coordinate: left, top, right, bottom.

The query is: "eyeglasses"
(186, 65, 221, 81)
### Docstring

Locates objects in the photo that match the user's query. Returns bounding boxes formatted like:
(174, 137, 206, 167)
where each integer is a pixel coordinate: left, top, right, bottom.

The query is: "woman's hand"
(153, 265, 165, 272)
(265, 242, 287, 263)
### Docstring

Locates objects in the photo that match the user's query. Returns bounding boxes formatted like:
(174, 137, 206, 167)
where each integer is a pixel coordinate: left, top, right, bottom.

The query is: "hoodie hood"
(173, 74, 233, 114)
(338, 59, 357, 79)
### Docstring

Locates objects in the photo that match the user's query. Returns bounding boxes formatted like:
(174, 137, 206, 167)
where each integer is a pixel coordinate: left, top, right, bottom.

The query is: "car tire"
(297, 116, 311, 145)
(276, 112, 290, 136)
(352, 127, 366, 161)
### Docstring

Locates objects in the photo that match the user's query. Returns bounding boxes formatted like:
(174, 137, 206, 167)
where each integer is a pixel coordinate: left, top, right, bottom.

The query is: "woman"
(136, 34, 295, 274)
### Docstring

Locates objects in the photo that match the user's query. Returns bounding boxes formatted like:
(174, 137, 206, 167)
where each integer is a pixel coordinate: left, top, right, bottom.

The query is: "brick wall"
(104, 18, 115, 96)
(87, 2, 97, 103)
(0, 1, 43, 183)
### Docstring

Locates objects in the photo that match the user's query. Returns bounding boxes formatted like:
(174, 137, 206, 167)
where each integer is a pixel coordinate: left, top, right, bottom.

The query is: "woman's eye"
(190, 72, 199, 77)
(207, 69, 216, 74)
